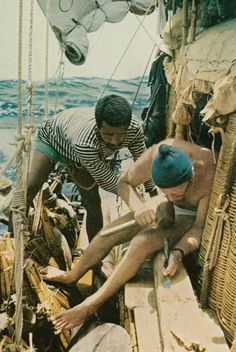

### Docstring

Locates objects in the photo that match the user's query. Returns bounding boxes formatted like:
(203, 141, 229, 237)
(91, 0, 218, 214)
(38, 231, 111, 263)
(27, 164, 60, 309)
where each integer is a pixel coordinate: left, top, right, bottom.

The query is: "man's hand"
(40, 266, 72, 285)
(133, 202, 157, 227)
(162, 252, 182, 277)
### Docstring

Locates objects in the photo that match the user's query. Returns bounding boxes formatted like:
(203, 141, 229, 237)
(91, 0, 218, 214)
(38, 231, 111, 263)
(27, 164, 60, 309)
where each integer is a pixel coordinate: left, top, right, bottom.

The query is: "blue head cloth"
(151, 144, 192, 188)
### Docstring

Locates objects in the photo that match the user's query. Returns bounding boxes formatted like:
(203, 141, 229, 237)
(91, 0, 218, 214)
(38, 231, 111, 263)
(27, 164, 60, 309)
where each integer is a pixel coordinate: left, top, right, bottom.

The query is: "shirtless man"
(40, 138, 215, 330)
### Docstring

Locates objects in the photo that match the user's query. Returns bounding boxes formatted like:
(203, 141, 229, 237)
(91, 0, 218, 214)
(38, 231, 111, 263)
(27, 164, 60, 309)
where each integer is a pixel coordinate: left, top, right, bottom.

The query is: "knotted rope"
(12, 1, 24, 349)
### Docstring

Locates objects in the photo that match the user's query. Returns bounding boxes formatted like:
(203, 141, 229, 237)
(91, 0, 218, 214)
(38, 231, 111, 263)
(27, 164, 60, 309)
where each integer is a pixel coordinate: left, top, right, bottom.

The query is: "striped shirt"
(38, 107, 156, 194)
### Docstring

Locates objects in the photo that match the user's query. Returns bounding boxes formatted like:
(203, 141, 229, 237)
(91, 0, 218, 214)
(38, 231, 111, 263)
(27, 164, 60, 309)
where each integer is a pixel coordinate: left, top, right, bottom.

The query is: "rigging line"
(26, 0, 34, 125)
(100, 2, 157, 98)
(54, 49, 65, 113)
(24, 0, 34, 193)
(87, 4, 100, 32)
(134, 14, 158, 47)
(132, 43, 156, 110)
(44, 0, 50, 120)
(89, 23, 105, 53)
(17, 1, 23, 135)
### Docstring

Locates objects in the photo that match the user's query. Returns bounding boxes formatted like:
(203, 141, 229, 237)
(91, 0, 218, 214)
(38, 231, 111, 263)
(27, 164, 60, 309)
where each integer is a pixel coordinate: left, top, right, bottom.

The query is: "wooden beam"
(153, 254, 229, 351)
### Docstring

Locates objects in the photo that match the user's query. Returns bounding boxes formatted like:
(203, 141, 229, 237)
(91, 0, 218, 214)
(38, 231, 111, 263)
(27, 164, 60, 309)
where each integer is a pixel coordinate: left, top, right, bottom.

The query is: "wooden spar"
(153, 253, 230, 351)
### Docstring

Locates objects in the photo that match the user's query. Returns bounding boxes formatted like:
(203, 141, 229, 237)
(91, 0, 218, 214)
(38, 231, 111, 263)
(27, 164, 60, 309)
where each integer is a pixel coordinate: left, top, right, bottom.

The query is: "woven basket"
(219, 180, 236, 343)
(198, 112, 236, 343)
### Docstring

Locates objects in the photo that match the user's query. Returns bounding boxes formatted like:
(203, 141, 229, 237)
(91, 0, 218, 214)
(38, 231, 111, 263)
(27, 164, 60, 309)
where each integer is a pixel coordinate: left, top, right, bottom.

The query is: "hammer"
(100, 199, 175, 236)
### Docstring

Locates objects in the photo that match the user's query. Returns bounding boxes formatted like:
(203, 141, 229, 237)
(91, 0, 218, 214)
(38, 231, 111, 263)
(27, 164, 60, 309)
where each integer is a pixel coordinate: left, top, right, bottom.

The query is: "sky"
(0, 0, 159, 81)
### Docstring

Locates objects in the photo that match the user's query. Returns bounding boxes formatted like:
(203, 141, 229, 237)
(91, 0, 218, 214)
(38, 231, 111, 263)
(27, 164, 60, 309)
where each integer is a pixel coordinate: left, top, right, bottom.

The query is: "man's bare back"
(155, 139, 215, 210)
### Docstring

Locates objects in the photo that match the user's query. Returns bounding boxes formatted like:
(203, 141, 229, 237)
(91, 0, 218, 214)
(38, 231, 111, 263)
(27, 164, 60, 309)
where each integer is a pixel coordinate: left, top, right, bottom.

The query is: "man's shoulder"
(128, 116, 142, 130)
(164, 138, 211, 155)
(50, 106, 93, 122)
(61, 107, 95, 120)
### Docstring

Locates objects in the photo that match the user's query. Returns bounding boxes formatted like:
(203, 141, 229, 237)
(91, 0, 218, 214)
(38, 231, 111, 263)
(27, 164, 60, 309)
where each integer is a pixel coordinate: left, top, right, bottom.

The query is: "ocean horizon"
(0, 75, 150, 172)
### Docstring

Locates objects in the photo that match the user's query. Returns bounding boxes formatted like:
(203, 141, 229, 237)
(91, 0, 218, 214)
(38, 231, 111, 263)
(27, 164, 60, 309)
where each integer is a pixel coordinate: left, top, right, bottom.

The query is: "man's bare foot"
(50, 299, 96, 330)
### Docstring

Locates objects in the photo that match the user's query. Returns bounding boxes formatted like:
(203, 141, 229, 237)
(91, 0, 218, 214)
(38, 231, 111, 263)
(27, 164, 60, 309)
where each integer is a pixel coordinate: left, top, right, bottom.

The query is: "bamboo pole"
(181, 0, 189, 48)
(189, 0, 197, 43)
(172, 0, 176, 15)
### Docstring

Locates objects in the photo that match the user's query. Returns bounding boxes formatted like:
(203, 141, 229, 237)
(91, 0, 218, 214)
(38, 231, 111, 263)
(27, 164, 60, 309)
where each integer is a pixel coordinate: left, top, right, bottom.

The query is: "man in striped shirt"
(27, 94, 156, 241)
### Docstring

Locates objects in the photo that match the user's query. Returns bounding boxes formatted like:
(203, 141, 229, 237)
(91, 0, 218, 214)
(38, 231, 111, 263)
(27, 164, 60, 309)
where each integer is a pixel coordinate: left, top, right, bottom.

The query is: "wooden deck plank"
(134, 307, 162, 352)
(124, 274, 162, 351)
(125, 280, 157, 309)
(153, 254, 230, 352)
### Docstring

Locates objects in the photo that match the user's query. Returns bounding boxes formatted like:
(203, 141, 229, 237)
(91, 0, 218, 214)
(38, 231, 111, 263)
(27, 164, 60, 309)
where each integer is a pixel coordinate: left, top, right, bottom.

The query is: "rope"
(0, 140, 24, 178)
(100, 1, 157, 98)
(0, 0, 34, 177)
(200, 194, 231, 306)
(24, 0, 34, 191)
(43, 0, 50, 120)
(208, 126, 225, 164)
(89, 23, 105, 54)
(13, 1, 25, 348)
(54, 49, 65, 112)
(26, 0, 34, 126)
(209, 194, 231, 269)
(134, 15, 158, 46)
(132, 43, 156, 110)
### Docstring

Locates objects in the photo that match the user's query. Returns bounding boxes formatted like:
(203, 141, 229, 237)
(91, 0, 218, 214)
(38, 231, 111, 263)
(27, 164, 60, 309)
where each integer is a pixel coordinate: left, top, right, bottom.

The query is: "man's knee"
(130, 230, 161, 256)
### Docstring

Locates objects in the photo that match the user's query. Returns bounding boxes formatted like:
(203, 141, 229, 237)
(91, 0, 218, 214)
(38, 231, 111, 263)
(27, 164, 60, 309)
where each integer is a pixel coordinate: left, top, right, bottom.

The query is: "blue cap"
(151, 144, 192, 188)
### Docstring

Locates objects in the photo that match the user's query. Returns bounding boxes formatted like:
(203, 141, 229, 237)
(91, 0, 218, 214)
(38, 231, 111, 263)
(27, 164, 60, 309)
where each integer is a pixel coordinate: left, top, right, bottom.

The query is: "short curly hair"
(95, 95, 132, 128)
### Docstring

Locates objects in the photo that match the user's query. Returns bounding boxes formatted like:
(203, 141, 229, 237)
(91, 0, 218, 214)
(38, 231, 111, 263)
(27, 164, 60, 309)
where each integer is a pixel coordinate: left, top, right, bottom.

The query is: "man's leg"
(27, 150, 54, 213)
(70, 211, 141, 280)
(78, 184, 103, 242)
(50, 215, 195, 330)
(68, 165, 104, 242)
(40, 211, 141, 283)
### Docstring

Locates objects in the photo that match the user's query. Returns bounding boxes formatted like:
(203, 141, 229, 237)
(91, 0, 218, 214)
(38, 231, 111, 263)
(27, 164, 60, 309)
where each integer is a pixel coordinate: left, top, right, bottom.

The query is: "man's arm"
(76, 146, 119, 194)
(118, 146, 158, 227)
(128, 125, 156, 194)
(163, 195, 209, 276)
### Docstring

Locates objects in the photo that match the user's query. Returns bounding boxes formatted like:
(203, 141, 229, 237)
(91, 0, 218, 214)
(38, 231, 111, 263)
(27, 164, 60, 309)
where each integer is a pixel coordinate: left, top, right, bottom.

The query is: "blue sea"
(0, 76, 150, 230)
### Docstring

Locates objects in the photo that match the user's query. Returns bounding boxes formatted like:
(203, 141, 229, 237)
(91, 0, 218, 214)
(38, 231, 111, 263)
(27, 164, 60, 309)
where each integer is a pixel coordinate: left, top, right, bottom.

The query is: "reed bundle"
(0, 237, 15, 300)
(24, 258, 71, 349)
